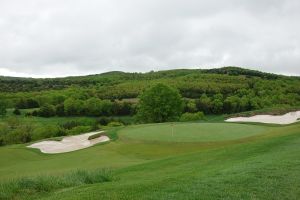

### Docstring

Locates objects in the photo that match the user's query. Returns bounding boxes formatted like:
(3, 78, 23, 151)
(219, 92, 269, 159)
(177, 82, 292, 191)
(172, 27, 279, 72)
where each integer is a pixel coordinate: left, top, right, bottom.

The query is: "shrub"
(38, 104, 56, 117)
(180, 112, 205, 122)
(66, 126, 92, 135)
(60, 121, 80, 130)
(97, 117, 112, 126)
(55, 103, 65, 116)
(13, 108, 21, 115)
(32, 125, 66, 140)
(4, 125, 33, 144)
(0, 136, 4, 146)
(0, 101, 7, 116)
(6, 117, 20, 129)
(107, 121, 123, 127)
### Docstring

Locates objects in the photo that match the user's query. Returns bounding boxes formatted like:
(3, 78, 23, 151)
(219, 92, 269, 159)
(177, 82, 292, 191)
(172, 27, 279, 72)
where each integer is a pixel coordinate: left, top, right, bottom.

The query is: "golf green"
(119, 122, 271, 142)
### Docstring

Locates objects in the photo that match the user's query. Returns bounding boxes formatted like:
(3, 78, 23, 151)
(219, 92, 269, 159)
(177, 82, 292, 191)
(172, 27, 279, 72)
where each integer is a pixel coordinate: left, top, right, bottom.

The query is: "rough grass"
(0, 169, 114, 200)
(88, 132, 105, 140)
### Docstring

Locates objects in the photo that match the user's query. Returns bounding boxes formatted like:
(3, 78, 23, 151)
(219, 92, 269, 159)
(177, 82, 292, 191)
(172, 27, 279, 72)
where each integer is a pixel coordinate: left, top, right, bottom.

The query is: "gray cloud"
(0, 0, 299, 77)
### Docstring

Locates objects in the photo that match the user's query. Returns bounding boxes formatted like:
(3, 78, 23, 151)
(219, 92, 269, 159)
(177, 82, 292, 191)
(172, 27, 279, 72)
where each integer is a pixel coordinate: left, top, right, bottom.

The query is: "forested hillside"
(1, 67, 299, 116)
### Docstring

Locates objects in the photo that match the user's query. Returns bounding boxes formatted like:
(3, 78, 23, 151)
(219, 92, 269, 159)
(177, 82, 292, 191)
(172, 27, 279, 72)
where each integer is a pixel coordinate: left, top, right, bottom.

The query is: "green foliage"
(64, 98, 84, 116)
(184, 99, 197, 113)
(180, 112, 205, 122)
(0, 120, 33, 144)
(113, 101, 135, 116)
(107, 121, 124, 127)
(38, 103, 56, 117)
(60, 120, 81, 130)
(55, 103, 65, 116)
(137, 83, 183, 123)
(0, 67, 299, 117)
(0, 100, 7, 116)
(32, 125, 66, 140)
(13, 108, 21, 115)
(85, 97, 103, 116)
(66, 126, 92, 135)
(197, 94, 212, 114)
(16, 98, 39, 109)
(88, 132, 105, 140)
(98, 100, 113, 116)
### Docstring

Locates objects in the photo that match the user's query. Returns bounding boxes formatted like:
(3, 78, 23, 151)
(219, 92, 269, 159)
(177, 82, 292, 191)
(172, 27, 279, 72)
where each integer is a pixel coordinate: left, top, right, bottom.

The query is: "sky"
(0, 0, 299, 78)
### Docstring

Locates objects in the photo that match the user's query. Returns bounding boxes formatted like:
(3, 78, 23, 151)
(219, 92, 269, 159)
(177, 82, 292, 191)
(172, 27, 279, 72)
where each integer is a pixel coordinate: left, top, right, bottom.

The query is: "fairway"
(1, 122, 300, 200)
(119, 122, 271, 142)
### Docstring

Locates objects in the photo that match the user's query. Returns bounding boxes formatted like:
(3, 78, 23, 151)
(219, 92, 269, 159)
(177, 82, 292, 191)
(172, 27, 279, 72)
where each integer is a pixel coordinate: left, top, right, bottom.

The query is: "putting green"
(119, 123, 271, 142)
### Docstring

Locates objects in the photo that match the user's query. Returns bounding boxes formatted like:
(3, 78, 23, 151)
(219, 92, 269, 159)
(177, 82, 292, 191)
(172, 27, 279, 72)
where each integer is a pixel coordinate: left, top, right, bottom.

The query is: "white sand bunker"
(28, 131, 110, 154)
(225, 111, 300, 125)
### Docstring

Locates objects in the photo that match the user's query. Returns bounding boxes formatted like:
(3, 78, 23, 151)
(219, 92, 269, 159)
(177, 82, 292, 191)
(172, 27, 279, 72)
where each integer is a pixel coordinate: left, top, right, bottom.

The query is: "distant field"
(119, 123, 271, 142)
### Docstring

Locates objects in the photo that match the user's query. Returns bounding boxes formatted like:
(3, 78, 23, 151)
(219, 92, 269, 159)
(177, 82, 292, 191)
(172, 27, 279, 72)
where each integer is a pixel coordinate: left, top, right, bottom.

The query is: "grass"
(0, 168, 114, 200)
(42, 123, 300, 200)
(119, 122, 271, 142)
(0, 108, 98, 126)
(88, 132, 105, 140)
(0, 121, 300, 199)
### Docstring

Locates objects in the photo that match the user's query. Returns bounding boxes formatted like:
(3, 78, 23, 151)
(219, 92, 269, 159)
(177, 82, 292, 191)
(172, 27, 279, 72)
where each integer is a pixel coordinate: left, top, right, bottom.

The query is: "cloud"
(0, 0, 299, 77)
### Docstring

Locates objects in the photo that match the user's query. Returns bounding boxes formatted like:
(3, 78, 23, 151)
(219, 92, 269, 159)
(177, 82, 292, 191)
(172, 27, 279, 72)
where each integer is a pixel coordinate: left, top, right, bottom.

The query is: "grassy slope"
(0, 122, 270, 179)
(0, 122, 299, 199)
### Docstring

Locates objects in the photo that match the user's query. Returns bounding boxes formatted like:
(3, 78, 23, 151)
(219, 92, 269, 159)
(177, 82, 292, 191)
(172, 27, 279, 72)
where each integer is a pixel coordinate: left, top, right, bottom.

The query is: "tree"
(197, 94, 212, 114)
(99, 100, 113, 116)
(85, 98, 102, 116)
(64, 98, 84, 116)
(137, 83, 183, 123)
(16, 98, 39, 109)
(212, 93, 223, 114)
(112, 101, 134, 116)
(55, 103, 65, 116)
(185, 99, 197, 113)
(38, 104, 56, 117)
(180, 112, 205, 122)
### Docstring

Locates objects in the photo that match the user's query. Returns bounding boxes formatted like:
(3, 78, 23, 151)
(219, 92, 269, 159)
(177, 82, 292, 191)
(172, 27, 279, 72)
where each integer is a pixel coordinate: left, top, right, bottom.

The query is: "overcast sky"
(0, 0, 299, 77)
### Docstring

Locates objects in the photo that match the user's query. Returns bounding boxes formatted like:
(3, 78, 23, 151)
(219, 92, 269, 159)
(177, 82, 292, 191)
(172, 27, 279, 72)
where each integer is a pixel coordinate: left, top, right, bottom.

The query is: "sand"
(225, 111, 300, 125)
(28, 131, 110, 154)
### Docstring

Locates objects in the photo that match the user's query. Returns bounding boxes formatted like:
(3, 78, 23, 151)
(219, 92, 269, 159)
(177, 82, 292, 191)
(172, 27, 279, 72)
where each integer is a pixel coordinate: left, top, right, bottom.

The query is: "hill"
(0, 66, 297, 93)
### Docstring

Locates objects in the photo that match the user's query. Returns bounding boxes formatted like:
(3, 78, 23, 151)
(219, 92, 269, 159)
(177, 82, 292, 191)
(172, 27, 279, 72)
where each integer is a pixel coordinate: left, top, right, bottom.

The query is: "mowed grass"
(0, 122, 300, 199)
(119, 123, 271, 142)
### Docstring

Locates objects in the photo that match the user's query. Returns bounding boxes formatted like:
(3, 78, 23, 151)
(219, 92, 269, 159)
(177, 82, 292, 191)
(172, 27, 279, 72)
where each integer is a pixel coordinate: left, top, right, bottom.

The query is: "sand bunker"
(28, 131, 110, 154)
(225, 111, 300, 125)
